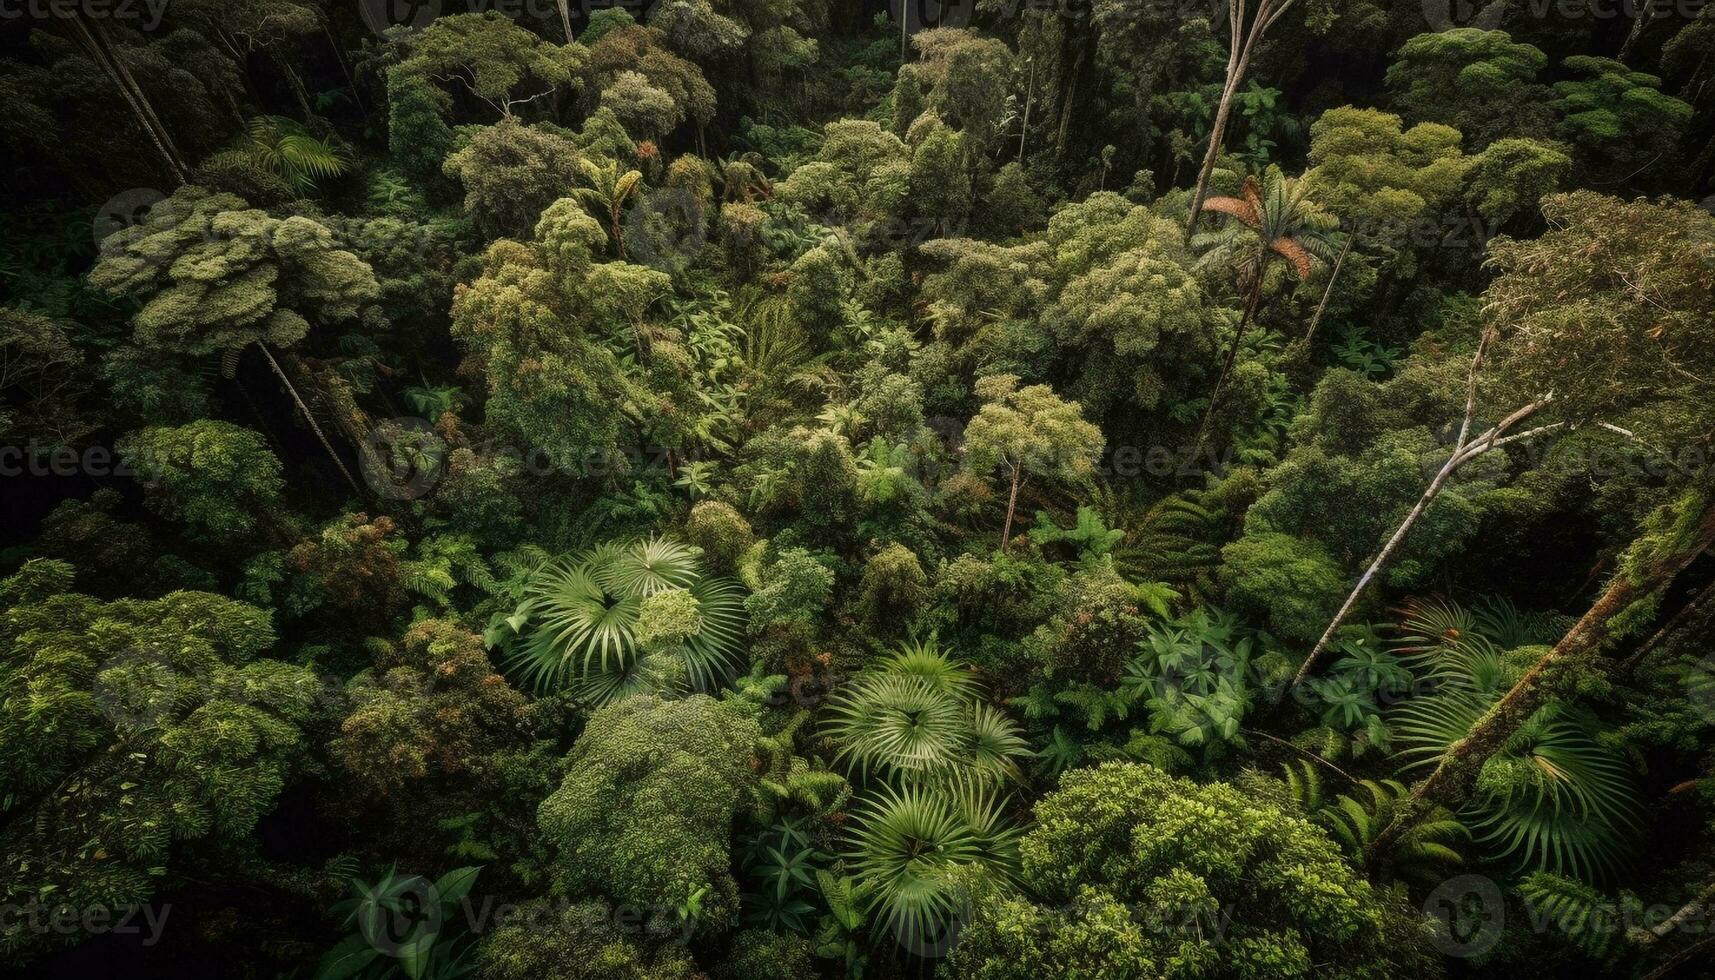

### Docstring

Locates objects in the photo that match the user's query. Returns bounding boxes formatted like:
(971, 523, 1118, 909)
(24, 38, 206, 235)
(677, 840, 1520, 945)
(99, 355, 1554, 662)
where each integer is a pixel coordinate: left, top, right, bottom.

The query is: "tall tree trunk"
(1186, 64, 1244, 235)
(1018, 57, 1035, 161)
(69, 15, 189, 183)
(1304, 235, 1352, 343)
(1187, 273, 1262, 459)
(556, 0, 575, 44)
(272, 53, 317, 124)
(1053, 40, 1087, 163)
(1289, 406, 1558, 687)
(1290, 326, 1572, 686)
(900, 0, 910, 62)
(1619, 0, 1659, 63)
(1635, 879, 1715, 946)
(1000, 465, 1022, 553)
(1620, 576, 1715, 674)
(1394, 495, 1715, 819)
(324, 23, 366, 117)
(1185, 0, 1300, 235)
(258, 343, 366, 499)
(1638, 936, 1715, 980)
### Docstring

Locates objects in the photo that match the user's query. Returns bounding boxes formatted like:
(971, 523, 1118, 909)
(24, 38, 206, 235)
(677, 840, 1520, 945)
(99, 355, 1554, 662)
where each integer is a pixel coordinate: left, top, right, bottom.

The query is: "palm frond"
(843, 781, 1020, 951)
(823, 641, 1028, 788)
(1388, 598, 1642, 881)
(504, 536, 746, 701)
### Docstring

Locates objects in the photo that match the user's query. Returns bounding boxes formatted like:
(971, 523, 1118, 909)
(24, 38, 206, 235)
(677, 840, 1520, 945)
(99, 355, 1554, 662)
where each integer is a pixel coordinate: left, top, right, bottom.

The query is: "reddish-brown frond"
(1202, 196, 1260, 227)
(1270, 236, 1314, 279)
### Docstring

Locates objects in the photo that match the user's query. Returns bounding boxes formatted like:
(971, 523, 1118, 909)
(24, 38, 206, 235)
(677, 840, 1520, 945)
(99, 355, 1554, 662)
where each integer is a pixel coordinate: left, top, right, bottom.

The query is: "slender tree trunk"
(1185, 0, 1300, 235)
(900, 0, 909, 62)
(1304, 235, 1352, 343)
(1053, 42, 1086, 162)
(1638, 935, 1715, 980)
(258, 343, 366, 498)
(1398, 495, 1715, 816)
(273, 53, 317, 124)
(1018, 58, 1035, 161)
(1187, 273, 1262, 459)
(611, 204, 628, 260)
(1186, 62, 1244, 235)
(70, 15, 189, 183)
(1291, 402, 1558, 686)
(556, 0, 575, 44)
(1635, 879, 1715, 946)
(324, 23, 366, 117)
(1000, 465, 1022, 553)
(1620, 576, 1715, 674)
(1292, 323, 1566, 686)
(1619, 0, 1659, 63)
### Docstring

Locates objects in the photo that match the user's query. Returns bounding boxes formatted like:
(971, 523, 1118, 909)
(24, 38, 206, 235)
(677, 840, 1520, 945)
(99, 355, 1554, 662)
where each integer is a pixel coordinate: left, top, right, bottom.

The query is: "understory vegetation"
(2, 1, 1714, 978)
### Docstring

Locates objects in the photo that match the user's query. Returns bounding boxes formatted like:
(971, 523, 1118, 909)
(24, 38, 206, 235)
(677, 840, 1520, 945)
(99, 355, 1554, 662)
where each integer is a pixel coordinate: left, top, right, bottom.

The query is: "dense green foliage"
(2, 3, 1713, 978)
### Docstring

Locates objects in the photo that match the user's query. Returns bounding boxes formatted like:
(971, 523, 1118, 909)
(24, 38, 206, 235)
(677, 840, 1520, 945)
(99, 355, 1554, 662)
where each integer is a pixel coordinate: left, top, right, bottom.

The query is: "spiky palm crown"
(842, 779, 1021, 952)
(1389, 597, 1642, 880)
(505, 536, 745, 703)
(1194, 165, 1341, 286)
(821, 637, 1029, 788)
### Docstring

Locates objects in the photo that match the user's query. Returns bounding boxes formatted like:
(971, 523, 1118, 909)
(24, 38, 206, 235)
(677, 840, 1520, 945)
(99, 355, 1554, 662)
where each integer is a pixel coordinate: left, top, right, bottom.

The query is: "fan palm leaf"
(843, 781, 1020, 951)
(505, 536, 745, 701)
(822, 640, 1028, 788)
(1388, 598, 1641, 880)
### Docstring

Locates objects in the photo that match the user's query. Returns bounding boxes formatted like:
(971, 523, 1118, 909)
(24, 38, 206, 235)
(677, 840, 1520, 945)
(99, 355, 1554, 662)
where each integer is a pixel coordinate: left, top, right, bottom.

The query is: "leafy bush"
(538, 693, 761, 937)
(946, 762, 1442, 979)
